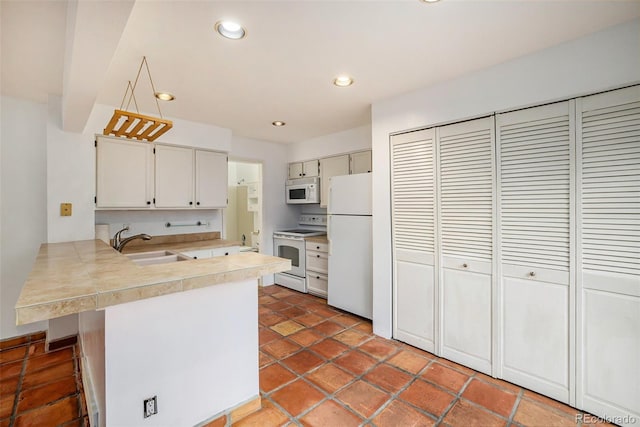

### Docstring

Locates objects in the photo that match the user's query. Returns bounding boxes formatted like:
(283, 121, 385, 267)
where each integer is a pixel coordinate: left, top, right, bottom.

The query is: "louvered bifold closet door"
(576, 85, 640, 426)
(437, 117, 495, 374)
(496, 101, 574, 404)
(391, 129, 437, 352)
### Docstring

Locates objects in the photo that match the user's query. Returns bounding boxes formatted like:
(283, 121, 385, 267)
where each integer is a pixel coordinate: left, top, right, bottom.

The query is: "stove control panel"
(299, 214, 327, 226)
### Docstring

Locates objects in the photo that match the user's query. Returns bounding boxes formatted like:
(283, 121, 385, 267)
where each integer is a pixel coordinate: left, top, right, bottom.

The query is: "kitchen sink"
(125, 250, 192, 266)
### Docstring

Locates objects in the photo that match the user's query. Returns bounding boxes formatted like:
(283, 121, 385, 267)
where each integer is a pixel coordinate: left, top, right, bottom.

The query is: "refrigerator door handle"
(327, 215, 332, 256)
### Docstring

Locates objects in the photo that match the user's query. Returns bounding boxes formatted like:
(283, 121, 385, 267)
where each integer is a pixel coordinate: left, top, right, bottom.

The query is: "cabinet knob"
(316, 246, 320, 249)
(316, 254, 320, 258)
(146, 201, 151, 205)
(303, 173, 306, 176)
(193, 256, 198, 259)
(462, 263, 468, 268)
(316, 275, 320, 279)
(189, 201, 193, 205)
(299, 173, 302, 177)
(529, 271, 536, 277)
(225, 252, 229, 256)
(196, 202, 200, 206)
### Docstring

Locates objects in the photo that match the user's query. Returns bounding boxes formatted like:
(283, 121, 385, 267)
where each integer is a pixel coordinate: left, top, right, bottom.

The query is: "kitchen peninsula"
(15, 239, 290, 427)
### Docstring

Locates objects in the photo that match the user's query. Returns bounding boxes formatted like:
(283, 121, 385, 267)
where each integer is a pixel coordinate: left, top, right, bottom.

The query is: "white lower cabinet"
(389, 85, 640, 423)
(181, 246, 240, 259)
(306, 240, 328, 297)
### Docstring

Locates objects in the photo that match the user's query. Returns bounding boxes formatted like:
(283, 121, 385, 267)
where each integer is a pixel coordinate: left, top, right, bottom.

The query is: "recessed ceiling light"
(272, 121, 286, 127)
(215, 20, 246, 40)
(420, 0, 441, 3)
(154, 92, 175, 101)
(333, 75, 354, 87)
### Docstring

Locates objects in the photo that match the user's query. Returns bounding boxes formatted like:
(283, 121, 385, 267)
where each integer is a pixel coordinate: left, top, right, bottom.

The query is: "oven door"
(273, 235, 306, 277)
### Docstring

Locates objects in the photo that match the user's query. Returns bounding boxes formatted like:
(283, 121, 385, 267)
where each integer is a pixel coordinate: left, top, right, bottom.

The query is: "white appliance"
(286, 177, 320, 204)
(274, 214, 326, 292)
(327, 173, 373, 319)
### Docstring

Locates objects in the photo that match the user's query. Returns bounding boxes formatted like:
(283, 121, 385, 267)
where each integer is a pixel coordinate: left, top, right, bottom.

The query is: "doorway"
(226, 160, 262, 252)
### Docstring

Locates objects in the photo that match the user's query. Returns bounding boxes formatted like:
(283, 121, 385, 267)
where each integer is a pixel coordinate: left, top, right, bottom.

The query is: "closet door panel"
(438, 117, 495, 375)
(497, 100, 574, 403)
(577, 85, 640, 425)
(391, 129, 437, 352)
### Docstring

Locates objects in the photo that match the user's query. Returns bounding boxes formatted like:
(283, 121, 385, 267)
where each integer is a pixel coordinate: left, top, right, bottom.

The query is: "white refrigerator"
(327, 173, 373, 319)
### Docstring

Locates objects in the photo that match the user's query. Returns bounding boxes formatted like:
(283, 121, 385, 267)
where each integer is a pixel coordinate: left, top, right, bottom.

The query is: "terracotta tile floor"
(249, 285, 609, 427)
(0, 333, 87, 427)
(0, 285, 611, 427)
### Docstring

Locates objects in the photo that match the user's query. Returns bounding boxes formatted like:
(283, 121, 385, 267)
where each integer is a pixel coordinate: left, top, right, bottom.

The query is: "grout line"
(507, 389, 524, 426)
(9, 335, 32, 425)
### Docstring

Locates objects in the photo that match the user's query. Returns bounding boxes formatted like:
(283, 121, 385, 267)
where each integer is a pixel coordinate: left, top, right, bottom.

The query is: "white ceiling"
(2, 0, 639, 144)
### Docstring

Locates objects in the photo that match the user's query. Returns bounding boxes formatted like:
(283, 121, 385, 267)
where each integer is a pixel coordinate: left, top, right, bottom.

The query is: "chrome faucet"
(112, 226, 152, 252)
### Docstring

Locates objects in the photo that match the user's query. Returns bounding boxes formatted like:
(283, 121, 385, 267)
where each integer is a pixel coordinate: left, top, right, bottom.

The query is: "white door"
(328, 214, 372, 319)
(96, 137, 153, 208)
(155, 144, 194, 208)
(391, 130, 437, 352)
(497, 101, 574, 403)
(319, 155, 349, 208)
(195, 150, 227, 208)
(350, 151, 372, 174)
(437, 116, 495, 375)
(576, 85, 640, 425)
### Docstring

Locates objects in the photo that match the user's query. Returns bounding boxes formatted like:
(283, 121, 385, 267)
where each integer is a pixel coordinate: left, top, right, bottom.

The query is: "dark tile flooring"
(1, 285, 610, 427)
(0, 333, 87, 427)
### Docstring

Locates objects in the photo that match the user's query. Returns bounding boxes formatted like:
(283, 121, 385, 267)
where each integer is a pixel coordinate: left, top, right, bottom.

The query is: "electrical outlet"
(143, 396, 157, 418)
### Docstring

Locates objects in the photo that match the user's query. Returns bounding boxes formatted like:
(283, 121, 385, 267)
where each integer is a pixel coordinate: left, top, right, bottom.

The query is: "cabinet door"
(391, 129, 437, 352)
(288, 162, 303, 179)
(497, 101, 574, 403)
(211, 246, 240, 257)
(307, 273, 328, 298)
(96, 137, 153, 208)
(155, 145, 194, 208)
(576, 86, 640, 424)
(319, 155, 349, 208)
(303, 160, 319, 177)
(350, 150, 372, 174)
(438, 117, 495, 375)
(195, 150, 228, 208)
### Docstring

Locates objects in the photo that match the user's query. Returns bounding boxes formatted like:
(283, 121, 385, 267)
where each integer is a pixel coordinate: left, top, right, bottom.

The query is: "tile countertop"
(15, 239, 290, 326)
(121, 238, 243, 254)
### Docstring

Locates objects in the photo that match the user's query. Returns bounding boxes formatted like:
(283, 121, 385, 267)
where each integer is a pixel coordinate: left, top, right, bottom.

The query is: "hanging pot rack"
(103, 56, 173, 142)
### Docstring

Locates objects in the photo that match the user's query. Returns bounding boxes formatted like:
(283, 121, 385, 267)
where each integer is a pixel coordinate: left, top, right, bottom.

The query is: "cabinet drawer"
(306, 241, 328, 252)
(307, 273, 328, 298)
(306, 250, 328, 274)
(211, 246, 240, 257)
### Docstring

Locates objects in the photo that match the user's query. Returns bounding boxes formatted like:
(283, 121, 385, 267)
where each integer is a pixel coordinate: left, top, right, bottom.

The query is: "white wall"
(371, 19, 640, 338)
(287, 125, 371, 162)
(230, 135, 298, 285)
(0, 96, 48, 339)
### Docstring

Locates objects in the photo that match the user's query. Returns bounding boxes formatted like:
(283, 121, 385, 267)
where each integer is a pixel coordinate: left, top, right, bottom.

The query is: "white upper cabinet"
(288, 159, 319, 179)
(96, 137, 228, 210)
(155, 144, 194, 208)
(320, 154, 349, 208)
(437, 116, 495, 375)
(391, 130, 437, 352)
(350, 150, 372, 174)
(96, 137, 153, 208)
(195, 150, 228, 208)
(497, 100, 574, 403)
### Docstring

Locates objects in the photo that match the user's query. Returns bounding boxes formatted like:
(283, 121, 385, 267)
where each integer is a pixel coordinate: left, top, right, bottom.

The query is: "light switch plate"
(60, 203, 72, 216)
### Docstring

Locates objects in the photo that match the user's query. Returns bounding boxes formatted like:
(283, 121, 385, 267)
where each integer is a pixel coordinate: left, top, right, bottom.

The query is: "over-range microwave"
(286, 177, 320, 204)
